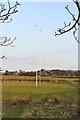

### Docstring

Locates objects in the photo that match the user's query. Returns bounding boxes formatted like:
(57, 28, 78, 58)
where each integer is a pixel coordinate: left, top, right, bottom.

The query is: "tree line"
(1, 69, 80, 77)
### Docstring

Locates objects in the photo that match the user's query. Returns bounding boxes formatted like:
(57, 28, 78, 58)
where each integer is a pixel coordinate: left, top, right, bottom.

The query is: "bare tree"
(55, 0, 80, 43)
(0, 0, 20, 47)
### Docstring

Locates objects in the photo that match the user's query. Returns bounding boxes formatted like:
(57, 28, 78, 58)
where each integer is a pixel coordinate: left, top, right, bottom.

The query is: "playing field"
(2, 81, 78, 100)
(2, 76, 79, 118)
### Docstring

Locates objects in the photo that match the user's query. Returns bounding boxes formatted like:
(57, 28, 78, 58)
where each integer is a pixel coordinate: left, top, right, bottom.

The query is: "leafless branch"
(55, 0, 80, 43)
(65, 5, 76, 21)
(0, 55, 7, 59)
(0, 0, 20, 47)
(73, 26, 79, 43)
(0, 0, 20, 23)
(0, 36, 16, 47)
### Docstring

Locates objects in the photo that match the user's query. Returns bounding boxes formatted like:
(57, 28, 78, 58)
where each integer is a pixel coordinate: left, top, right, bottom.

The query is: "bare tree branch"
(0, 36, 16, 47)
(73, 26, 78, 43)
(0, 0, 20, 72)
(55, 0, 80, 43)
(65, 5, 76, 21)
(0, 0, 20, 23)
(0, 55, 7, 59)
(0, 0, 20, 47)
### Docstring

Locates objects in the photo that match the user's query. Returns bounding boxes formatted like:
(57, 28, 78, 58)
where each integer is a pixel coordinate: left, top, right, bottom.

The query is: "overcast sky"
(1, 1, 78, 71)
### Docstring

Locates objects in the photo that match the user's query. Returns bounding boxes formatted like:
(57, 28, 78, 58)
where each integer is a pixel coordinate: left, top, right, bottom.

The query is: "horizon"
(1, 68, 79, 73)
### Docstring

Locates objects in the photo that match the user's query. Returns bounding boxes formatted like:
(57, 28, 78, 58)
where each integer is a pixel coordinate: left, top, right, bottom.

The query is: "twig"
(55, 1, 80, 43)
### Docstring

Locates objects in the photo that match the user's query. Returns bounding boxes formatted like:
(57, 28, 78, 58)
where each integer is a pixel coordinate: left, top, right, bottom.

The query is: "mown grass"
(2, 81, 78, 101)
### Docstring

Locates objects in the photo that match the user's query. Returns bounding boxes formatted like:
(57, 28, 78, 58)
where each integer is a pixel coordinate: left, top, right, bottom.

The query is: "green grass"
(2, 81, 78, 101)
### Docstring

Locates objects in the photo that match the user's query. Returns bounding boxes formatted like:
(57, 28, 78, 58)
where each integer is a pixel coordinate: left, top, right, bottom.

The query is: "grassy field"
(2, 75, 79, 118)
(2, 81, 78, 100)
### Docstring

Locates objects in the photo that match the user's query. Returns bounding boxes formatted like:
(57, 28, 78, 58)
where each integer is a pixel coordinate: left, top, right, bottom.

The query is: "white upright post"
(35, 25, 38, 87)
(36, 70, 38, 87)
(39, 30, 42, 86)
(35, 25, 42, 87)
